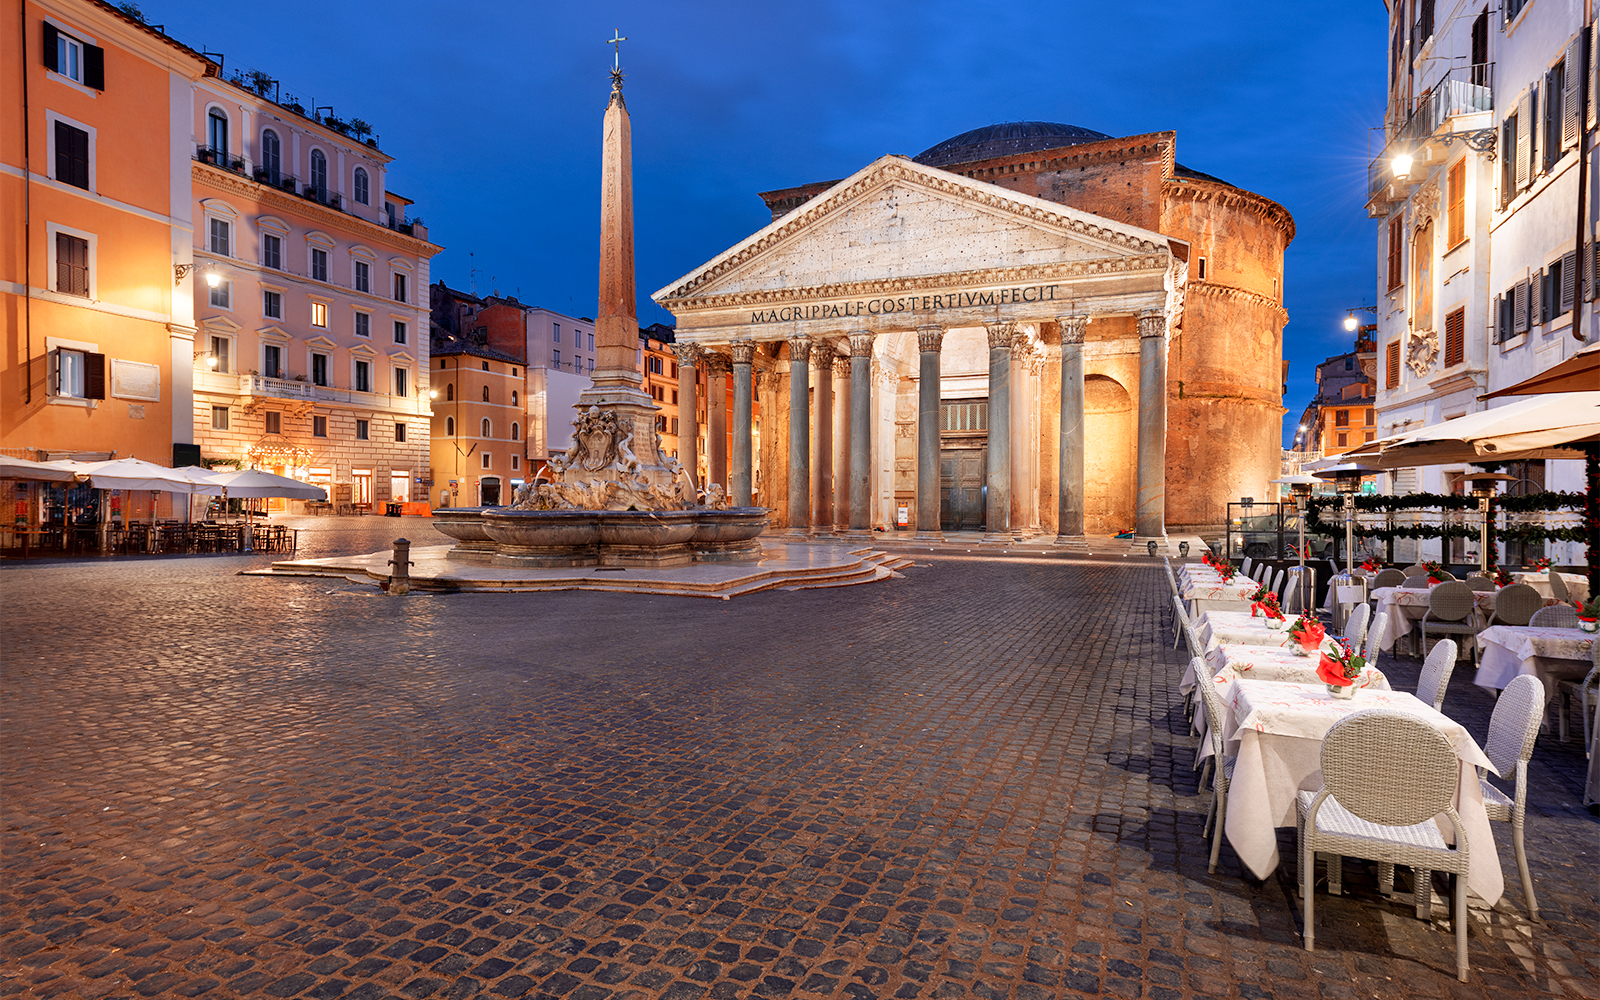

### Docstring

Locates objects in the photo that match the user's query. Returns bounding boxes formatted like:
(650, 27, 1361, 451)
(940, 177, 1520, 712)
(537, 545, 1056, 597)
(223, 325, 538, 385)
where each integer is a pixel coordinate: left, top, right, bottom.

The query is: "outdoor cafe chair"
(1420, 582, 1482, 667)
(1373, 568, 1407, 590)
(1555, 641, 1599, 748)
(1548, 571, 1571, 602)
(1342, 603, 1371, 653)
(1487, 584, 1542, 627)
(1529, 605, 1580, 629)
(1402, 563, 1427, 577)
(1364, 611, 1389, 663)
(1415, 638, 1458, 711)
(1481, 674, 1546, 921)
(1402, 574, 1431, 589)
(1269, 568, 1285, 597)
(1192, 657, 1236, 875)
(1466, 576, 1496, 592)
(1242, 556, 1254, 577)
(1297, 709, 1473, 982)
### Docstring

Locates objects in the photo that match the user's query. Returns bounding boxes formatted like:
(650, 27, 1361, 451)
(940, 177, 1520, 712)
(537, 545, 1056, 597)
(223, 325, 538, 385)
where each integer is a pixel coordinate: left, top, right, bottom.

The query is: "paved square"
(2, 520, 1596, 1000)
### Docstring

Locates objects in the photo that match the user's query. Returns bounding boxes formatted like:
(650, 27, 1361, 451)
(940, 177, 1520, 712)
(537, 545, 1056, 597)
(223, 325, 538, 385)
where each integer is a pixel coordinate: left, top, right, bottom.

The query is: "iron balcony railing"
(1369, 63, 1494, 202)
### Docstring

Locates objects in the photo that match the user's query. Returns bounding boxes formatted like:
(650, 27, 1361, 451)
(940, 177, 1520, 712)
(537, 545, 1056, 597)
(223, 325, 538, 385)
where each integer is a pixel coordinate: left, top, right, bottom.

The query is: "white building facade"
(1367, 0, 1595, 565)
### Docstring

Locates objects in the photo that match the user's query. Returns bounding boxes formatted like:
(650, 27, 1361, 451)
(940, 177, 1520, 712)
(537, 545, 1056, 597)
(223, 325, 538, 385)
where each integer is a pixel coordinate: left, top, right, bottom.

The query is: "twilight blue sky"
(139, 0, 1388, 447)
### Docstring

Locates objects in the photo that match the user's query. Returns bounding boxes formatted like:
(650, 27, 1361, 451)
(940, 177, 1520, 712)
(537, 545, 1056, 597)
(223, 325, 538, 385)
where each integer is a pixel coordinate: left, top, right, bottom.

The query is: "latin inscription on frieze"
(749, 284, 1060, 325)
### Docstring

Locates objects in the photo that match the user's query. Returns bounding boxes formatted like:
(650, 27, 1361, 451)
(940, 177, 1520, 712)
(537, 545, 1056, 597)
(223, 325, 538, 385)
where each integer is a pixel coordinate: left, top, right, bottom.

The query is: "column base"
(1053, 534, 1089, 549)
(911, 530, 944, 543)
(1010, 529, 1033, 542)
(842, 528, 876, 541)
(809, 525, 838, 538)
(981, 532, 1014, 544)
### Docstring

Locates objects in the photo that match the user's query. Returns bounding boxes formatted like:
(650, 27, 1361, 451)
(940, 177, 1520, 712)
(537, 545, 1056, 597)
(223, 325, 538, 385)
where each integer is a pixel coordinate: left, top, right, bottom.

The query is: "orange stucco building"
(2, 0, 211, 464)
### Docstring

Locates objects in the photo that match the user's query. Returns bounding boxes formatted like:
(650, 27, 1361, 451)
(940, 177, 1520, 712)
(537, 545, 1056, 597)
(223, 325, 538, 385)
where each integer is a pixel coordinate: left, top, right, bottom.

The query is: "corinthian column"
(1136, 310, 1169, 540)
(983, 321, 1014, 542)
(1056, 315, 1088, 548)
(730, 341, 754, 506)
(847, 330, 873, 535)
(915, 325, 945, 540)
(674, 343, 700, 493)
(787, 336, 811, 533)
(832, 357, 851, 530)
(811, 344, 834, 534)
(705, 353, 729, 490)
(1009, 325, 1033, 541)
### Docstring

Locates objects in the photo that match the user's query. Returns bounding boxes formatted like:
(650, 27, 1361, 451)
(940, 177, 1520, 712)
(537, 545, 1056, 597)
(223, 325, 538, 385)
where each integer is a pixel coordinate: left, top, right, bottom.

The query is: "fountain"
(431, 47, 768, 569)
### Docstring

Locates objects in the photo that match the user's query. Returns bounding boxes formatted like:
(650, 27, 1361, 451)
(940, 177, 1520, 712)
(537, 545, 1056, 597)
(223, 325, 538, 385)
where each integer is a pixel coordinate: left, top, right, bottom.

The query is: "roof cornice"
(1164, 178, 1296, 245)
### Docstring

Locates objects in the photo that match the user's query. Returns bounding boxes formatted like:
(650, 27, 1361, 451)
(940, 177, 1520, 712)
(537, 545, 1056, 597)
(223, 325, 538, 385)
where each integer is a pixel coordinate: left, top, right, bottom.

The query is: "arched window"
(353, 167, 370, 205)
(511, 390, 518, 405)
(481, 418, 491, 438)
(511, 423, 520, 441)
(208, 109, 229, 154)
(481, 386, 489, 401)
(310, 149, 327, 194)
(445, 383, 453, 401)
(445, 416, 455, 436)
(260, 129, 281, 183)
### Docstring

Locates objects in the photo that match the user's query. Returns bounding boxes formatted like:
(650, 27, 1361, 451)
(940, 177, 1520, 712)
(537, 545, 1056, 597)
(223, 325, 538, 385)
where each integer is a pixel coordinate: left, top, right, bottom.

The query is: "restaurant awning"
(1372, 391, 1600, 469)
(1479, 342, 1599, 399)
(207, 468, 327, 500)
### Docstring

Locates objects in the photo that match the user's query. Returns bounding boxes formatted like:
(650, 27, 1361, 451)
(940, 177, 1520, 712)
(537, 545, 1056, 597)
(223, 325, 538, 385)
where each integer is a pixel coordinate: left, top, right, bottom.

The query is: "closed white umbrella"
(0, 456, 78, 482)
(69, 458, 216, 493)
(207, 468, 327, 499)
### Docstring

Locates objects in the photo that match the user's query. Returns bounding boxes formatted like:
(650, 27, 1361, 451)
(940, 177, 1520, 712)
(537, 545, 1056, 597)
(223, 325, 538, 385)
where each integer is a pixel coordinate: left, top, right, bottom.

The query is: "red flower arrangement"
(1575, 597, 1600, 631)
(1248, 585, 1284, 620)
(1530, 557, 1552, 571)
(1360, 557, 1383, 573)
(1215, 562, 1237, 583)
(1422, 559, 1447, 585)
(1287, 615, 1325, 654)
(1492, 565, 1515, 587)
(1316, 640, 1367, 688)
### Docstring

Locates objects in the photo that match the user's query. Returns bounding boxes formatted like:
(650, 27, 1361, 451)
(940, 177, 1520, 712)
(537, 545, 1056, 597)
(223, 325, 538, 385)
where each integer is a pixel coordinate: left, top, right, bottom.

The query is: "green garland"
(1305, 491, 1587, 545)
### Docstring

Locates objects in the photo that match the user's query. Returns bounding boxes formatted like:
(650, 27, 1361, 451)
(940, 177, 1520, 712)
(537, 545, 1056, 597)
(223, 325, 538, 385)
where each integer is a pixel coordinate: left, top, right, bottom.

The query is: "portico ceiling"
(653, 155, 1187, 342)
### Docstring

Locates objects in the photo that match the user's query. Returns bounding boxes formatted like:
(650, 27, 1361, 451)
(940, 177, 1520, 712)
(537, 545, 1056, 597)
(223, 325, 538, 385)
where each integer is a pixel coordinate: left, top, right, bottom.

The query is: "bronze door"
(940, 447, 986, 531)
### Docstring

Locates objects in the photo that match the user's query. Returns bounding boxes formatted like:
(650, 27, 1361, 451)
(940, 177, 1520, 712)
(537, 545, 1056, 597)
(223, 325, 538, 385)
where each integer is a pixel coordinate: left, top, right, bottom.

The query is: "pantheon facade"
(652, 124, 1294, 540)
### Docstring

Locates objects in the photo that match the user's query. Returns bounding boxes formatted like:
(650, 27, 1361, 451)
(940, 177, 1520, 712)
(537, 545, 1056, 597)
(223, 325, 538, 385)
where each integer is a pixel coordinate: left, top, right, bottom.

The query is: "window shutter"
(1591, 22, 1599, 131)
(84, 352, 105, 400)
(55, 121, 88, 189)
(83, 43, 104, 91)
(1513, 279, 1529, 333)
(1387, 216, 1403, 289)
(42, 22, 58, 72)
(1516, 91, 1533, 189)
(1493, 294, 1505, 342)
(1386, 340, 1401, 388)
(1536, 268, 1549, 324)
(1443, 308, 1465, 366)
(1561, 249, 1578, 311)
(1565, 37, 1583, 149)
(1446, 161, 1464, 247)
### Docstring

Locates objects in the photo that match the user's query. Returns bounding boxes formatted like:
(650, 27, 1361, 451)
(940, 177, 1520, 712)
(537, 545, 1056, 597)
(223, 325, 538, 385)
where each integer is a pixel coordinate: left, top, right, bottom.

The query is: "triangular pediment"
(654, 155, 1174, 304)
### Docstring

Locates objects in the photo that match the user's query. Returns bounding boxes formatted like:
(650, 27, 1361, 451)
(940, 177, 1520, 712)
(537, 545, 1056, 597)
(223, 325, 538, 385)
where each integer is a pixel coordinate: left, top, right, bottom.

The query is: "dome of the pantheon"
(912, 122, 1112, 168)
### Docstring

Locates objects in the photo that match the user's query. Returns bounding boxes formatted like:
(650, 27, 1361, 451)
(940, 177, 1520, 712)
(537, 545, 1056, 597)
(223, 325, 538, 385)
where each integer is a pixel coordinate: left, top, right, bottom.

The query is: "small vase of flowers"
(1287, 615, 1325, 656)
(1530, 557, 1552, 572)
(1576, 597, 1600, 634)
(1492, 565, 1515, 588)
(1360, 557, 1383, 573)
(1317, 641, 1366, 699)
(1249, 587, 1285, 627)
(1422, 560, 1447, 585)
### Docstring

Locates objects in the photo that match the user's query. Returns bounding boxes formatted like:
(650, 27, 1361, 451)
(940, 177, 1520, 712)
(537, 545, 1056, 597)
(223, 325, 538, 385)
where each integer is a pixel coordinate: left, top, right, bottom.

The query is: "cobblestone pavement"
(2, 523, 1596, 1000)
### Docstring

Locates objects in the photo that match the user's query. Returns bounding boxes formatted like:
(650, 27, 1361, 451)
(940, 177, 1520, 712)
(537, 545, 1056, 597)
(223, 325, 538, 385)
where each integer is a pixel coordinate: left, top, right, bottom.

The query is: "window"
(481, 385, 490, 401)
(312, 353, 328, 386)
(54, 121, 89, 189)
(209, 218, 231, 257)
(264, 344, 282, 379)
(1544, 60, 1566, 171)
(1344, 357, 1353, 370)
(1336, 432, 1348, 448)
(211, 405, 229, 430)
(355, 419, 369, 440)
(588, 358, 594, 371)
(313, 415, 327, 437)
(446, 416, 455, 435)
(55, 232, 88, 297)
(445, 383, 453, 401)
(311, 247, 328, 282)
(260, 129, 281, 184)
(482, 452, 492, 470)
(310, 149, 327, 194)
(209, 335, 231, 374)
(511, 390, 518, 405)
(553, 350, 561, 366)
(481, 361, 489, 371)
(353, 167, 369, 205)
(394, 368, 408, 397)
(553, 323, 561, 343)
(355, 312, 370, 338)
(265, 411, 281, 434)
(355, 360, 371, 393)
(394, 321, 407, 344)
(1386, 340, 1401, 388)
(1334, 409, 1349, 427)
(393, 272, 408, 303)
(481, 418, 491, 437)
(209, 279, 230, 309)
(263, 289, 282, 319)
(262, 233, 282, 270)
(355, 260, 370, 293)
(1444, 306, 1465, 366)
(207, 109, 228, 155)
(1502, 111, 1520, 205)
(52, 348, 103, 399)
(1365, 430, 1376, 442)
(1365, 409, 1375, 426)
(511, 423, 520, 441)
(311, 302, 327, 328)
(1505, 0, 1529, 24)
(648, 356, 663, 374)
(512, 367, 518, 377)
(588, 333, 594, 351)
(1196, 257, 1207, 280)
(511, 455, 520, 471)
(1387, 215, 1403, 290)
(395, 422, 406, 442)
(1446, 160, 1465, 248)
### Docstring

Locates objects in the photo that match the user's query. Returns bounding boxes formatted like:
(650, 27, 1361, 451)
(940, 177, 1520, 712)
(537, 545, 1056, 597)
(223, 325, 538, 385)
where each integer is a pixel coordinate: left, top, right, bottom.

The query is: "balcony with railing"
(195, 369, 429, 414)
(194, 150, 421, 233)
(1368, 63, 1494, 207)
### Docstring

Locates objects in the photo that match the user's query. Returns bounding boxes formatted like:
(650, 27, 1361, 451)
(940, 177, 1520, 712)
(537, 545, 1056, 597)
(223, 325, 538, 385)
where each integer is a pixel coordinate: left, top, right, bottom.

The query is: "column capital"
(672, 343, 701, 367)
(916, 325, 945, 354)
(728, 340, 755, 366)
(810, 341, 835, 370)
(833, 357, 852, 379)
(848, 330, 875, 357)
(704, 352, 732, 377)
(1057, 315, 1089, 345)
(787, 335, 812, 364)
(1137, 310, 1167, 339)
(985, 321, 1016, 349)
(1009, 324, 1034, 351)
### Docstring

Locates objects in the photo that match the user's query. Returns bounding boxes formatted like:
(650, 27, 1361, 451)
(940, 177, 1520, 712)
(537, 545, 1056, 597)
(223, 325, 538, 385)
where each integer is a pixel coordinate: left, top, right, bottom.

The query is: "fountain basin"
(442, 507, 770, 568)
(431, 507, 499, 562)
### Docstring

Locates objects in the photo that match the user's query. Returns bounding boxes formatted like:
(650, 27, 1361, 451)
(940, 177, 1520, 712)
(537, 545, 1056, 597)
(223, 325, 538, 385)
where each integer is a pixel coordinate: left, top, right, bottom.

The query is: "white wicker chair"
(1343, 603, 1371, 653)
(1165, 559, 1184, 648)
(1270, 568, 1285, 599)
(1296, 709, 1473, 982)
(1420, 582, 1482, 667)
(1364, 611, 1389, 663)
(1547, 571, 1571, 602)
(1241, 556, 1254, 578)
(1192, 656, 1236, 874)
(1529, 605, 1580, 629)
(1480, 674, 1546, 921)
(1555, 640, 1600, 747)
(1415, 638, 1458, 711)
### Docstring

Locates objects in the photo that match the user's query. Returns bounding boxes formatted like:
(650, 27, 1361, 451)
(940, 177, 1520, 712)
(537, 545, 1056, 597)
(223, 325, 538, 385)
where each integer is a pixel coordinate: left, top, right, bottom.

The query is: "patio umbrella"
(0, 456, 78, 481)
(207, 468, 327, 500)
(1372, 391, 1600, 469)
(67, 458, 219, 493)
(1480, 342, 1599, 399)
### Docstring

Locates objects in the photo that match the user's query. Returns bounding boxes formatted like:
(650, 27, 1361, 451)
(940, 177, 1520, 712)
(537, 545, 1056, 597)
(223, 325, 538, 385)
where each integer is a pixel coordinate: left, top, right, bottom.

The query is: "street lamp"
(204, 268, 221, 289)
(1465, 471, 1517, 577)
(1344, 313, 1358, 332)
(1392, 151, 1413, 181)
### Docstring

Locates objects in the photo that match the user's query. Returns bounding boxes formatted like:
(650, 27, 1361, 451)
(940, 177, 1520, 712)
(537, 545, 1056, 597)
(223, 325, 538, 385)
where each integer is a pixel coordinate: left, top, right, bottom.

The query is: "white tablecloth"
(1370, 586, 1497, 653)
(1515, 571, 1591, 603)
(1182, 644, 1390, 696)
(1218, 678, 1501, 904)
(1194, 611, 1306, 650)
(1474, 625, 1595, 704)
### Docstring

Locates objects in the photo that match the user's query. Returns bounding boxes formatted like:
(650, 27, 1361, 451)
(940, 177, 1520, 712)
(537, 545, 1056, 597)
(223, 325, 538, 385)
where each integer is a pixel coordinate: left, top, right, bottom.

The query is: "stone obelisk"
(569, 51, 672, 485)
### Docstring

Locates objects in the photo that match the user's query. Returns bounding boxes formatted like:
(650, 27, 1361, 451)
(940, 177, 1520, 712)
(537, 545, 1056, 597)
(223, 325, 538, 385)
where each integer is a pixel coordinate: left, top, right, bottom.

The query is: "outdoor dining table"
(1182, 643, 1391, 698)
(1370, 586, 1498, 653)
(1194, 610, 1314, 650)
(1514, 571, 1591, 603)
(1180, 573, 1258, 614)
(1474, 625, 1595, 705)
(1217, 677, 1502, 904)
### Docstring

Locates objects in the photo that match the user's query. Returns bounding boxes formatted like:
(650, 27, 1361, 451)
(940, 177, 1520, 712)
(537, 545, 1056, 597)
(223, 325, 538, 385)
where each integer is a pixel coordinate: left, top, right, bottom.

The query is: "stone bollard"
(1147, 540, 1158, 558)
(388, 538, 414, 595)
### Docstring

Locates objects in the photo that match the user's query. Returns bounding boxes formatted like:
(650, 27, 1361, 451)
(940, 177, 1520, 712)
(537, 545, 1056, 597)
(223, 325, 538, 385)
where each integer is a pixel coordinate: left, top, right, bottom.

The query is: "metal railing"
(1369, 63, 1494, 202)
